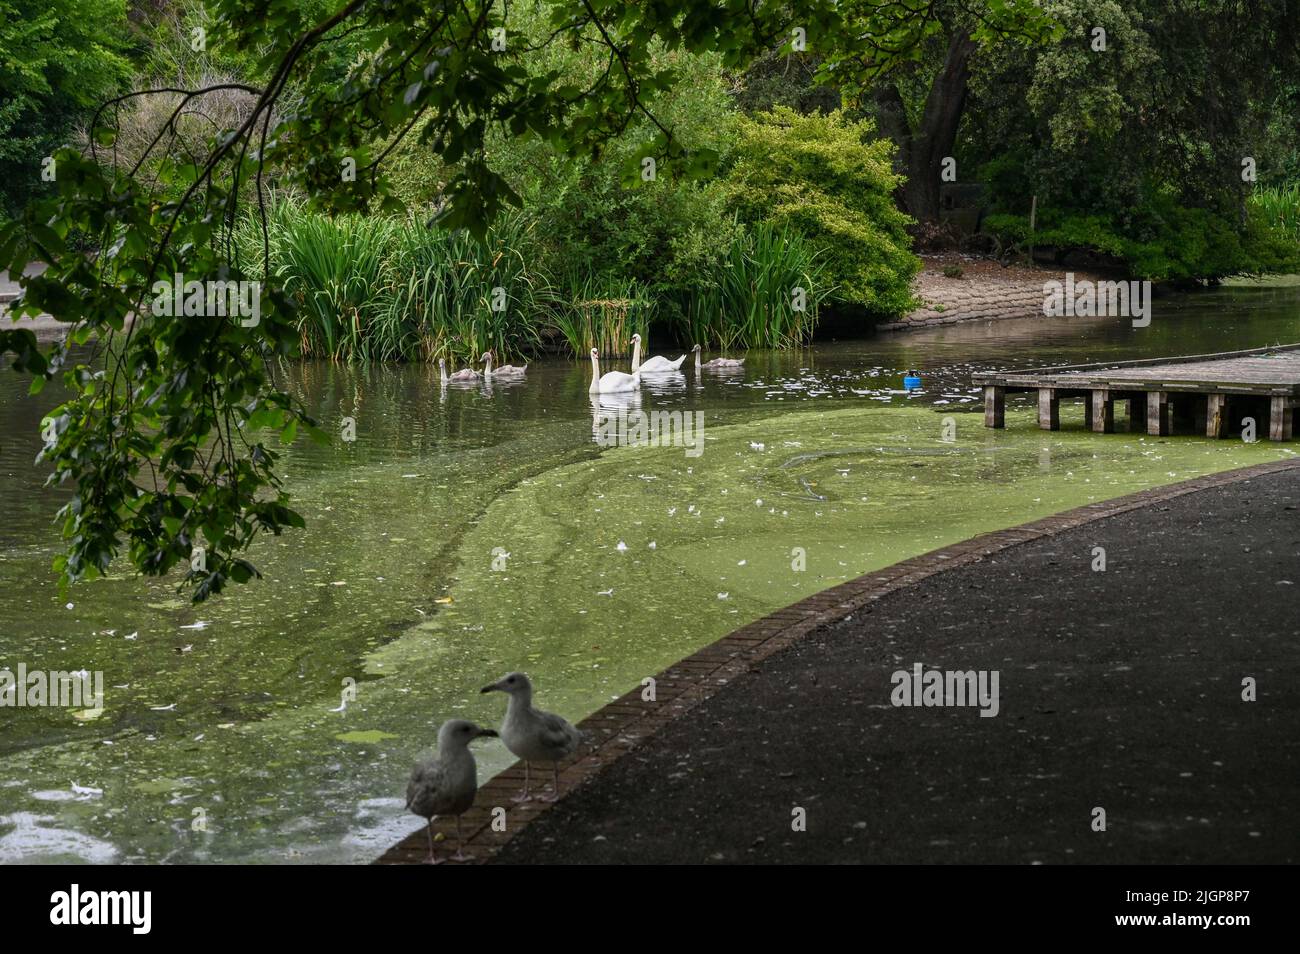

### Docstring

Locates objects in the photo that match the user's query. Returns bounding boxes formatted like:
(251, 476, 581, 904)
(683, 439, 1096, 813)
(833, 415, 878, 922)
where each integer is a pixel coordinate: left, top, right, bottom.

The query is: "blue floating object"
(903, 371, 922, 390)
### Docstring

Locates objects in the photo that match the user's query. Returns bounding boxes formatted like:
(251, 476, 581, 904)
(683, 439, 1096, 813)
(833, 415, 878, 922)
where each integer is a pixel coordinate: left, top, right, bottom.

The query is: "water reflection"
(0, 291, 1297, 862)
(637, 370, 687, 396)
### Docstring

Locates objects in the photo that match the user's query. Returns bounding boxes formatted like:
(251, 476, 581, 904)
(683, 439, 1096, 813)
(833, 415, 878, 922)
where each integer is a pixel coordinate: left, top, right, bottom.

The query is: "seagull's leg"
(512, 761, 532, 802)
(451, 815, 472, 862)
(424, 817, 438, 865)
(541, 762, 562, 802)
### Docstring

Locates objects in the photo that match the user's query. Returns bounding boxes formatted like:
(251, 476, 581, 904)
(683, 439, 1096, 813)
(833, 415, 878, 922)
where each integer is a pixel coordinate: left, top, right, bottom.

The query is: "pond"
(1, 284, 1297, 862)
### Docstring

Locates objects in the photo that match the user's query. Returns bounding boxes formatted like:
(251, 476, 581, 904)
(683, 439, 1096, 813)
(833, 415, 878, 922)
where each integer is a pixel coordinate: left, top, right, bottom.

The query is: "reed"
(674, 223, 830, 350)
(261, 205, 395, 360)
(244, 202, 832, 362)
(1250, 183, 1300, 243)
(379, 213, 551, 365)
(248, 203, 549, 365)
(552, 270, 655, 357)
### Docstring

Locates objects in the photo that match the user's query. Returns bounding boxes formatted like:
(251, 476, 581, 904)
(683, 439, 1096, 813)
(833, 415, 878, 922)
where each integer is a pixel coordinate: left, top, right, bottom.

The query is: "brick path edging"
(374, 458, 1299, 865)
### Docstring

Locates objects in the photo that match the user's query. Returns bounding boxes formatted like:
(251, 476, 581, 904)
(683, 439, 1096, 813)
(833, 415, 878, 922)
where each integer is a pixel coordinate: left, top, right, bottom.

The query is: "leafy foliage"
(967, 0, 1300, 275)
(984, 198, 1300, 281)
(0, 0, 133, 217)
(0, 148, 315, 602)
(724, 107, 918, 316)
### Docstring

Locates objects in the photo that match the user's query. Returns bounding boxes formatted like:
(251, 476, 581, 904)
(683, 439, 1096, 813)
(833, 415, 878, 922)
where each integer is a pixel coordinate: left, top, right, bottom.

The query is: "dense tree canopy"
(1, 0, 1297, 603)
(0, 0, 133, 218)
(0, 0, 957, 601)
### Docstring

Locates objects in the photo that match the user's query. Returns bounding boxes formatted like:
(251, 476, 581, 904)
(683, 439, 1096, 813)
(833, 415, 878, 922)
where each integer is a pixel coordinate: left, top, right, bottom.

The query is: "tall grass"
(260, 205, 395, 360)
(245, 203, 549, 364)
(242, 202, 837, 362)
(1251, 183, 1300, 243)
(552, 270, 654, 357)
(674, 223, 831, 350)
(379, 214, 550, 364)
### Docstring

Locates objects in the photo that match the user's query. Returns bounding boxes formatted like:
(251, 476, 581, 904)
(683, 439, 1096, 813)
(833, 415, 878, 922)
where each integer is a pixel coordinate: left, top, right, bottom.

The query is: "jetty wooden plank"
(975, 345, 1300, 441)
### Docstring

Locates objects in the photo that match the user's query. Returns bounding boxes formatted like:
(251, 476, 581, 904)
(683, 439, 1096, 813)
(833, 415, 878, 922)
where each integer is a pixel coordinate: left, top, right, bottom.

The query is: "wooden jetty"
(973, 344, 1300, 441)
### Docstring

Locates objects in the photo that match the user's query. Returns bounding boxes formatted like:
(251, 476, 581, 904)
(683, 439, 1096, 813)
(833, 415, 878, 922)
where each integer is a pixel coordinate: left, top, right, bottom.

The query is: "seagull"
(405, 719, 497, 864)
(481, 672, 581, 802)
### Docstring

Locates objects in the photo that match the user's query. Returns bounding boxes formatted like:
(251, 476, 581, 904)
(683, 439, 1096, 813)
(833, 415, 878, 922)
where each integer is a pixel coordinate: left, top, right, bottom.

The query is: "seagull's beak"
(476, 728, 499, 739)
(480, 683, 499, 694)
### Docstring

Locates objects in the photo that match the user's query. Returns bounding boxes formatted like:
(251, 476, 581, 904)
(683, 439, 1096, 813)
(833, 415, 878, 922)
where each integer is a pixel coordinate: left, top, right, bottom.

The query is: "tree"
(0, 0, 1004, 602)
(0, 0, 133, 218)
(964, 0, 1300, 278)
(821, 0, 1061, 222)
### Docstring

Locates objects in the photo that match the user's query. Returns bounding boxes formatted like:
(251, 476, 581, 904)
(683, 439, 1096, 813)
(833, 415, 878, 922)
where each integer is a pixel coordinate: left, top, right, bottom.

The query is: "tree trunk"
(880, 30, 978, 223)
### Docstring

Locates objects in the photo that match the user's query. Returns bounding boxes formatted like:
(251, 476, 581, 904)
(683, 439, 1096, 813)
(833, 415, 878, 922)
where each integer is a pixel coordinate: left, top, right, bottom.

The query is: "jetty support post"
(1270, 396, 1294, 441)
(1205, 394, 1226, 438)
(1127, 392, 1148, 432)
(984, 385, 1005, 429)
(1038, 387, 1059, 430)
(1090, 388, 1114, 433)
(1147, 391, 1171, 436)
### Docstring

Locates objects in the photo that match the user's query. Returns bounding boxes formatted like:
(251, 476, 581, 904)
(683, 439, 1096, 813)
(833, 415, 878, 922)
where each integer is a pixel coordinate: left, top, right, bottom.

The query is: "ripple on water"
(1, 296, 1298, 861)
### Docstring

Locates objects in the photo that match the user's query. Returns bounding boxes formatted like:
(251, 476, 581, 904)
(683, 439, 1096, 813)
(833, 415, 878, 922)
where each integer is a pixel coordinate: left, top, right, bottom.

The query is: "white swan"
(482, 351, 527, 379)
(630, 333, 686, 374)
(588, 347, 640, 393)
(693, 343, 745, 371)
(440, 357, 481, 383)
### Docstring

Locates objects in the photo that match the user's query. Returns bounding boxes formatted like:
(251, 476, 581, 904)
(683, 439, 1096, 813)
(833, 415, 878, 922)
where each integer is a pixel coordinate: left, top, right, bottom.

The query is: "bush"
(481, 27, 742, 323)
(985, 191, 1300, 281)
(723, 107, 919, 317)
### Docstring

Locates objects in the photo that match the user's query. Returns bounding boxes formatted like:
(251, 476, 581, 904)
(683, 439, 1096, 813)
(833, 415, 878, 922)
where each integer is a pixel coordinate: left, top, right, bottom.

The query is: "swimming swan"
(440, 358, 482, 383)
(589, 347, 640, 393)
(482, 351, 527, 379)
(630, 333, 686, 374)
(693, 343, 745, 371)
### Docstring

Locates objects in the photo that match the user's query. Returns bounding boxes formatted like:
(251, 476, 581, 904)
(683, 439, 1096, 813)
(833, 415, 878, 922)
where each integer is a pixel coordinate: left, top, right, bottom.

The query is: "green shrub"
(985, 192, 1300, 281)
(723, 107, 919, 317)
